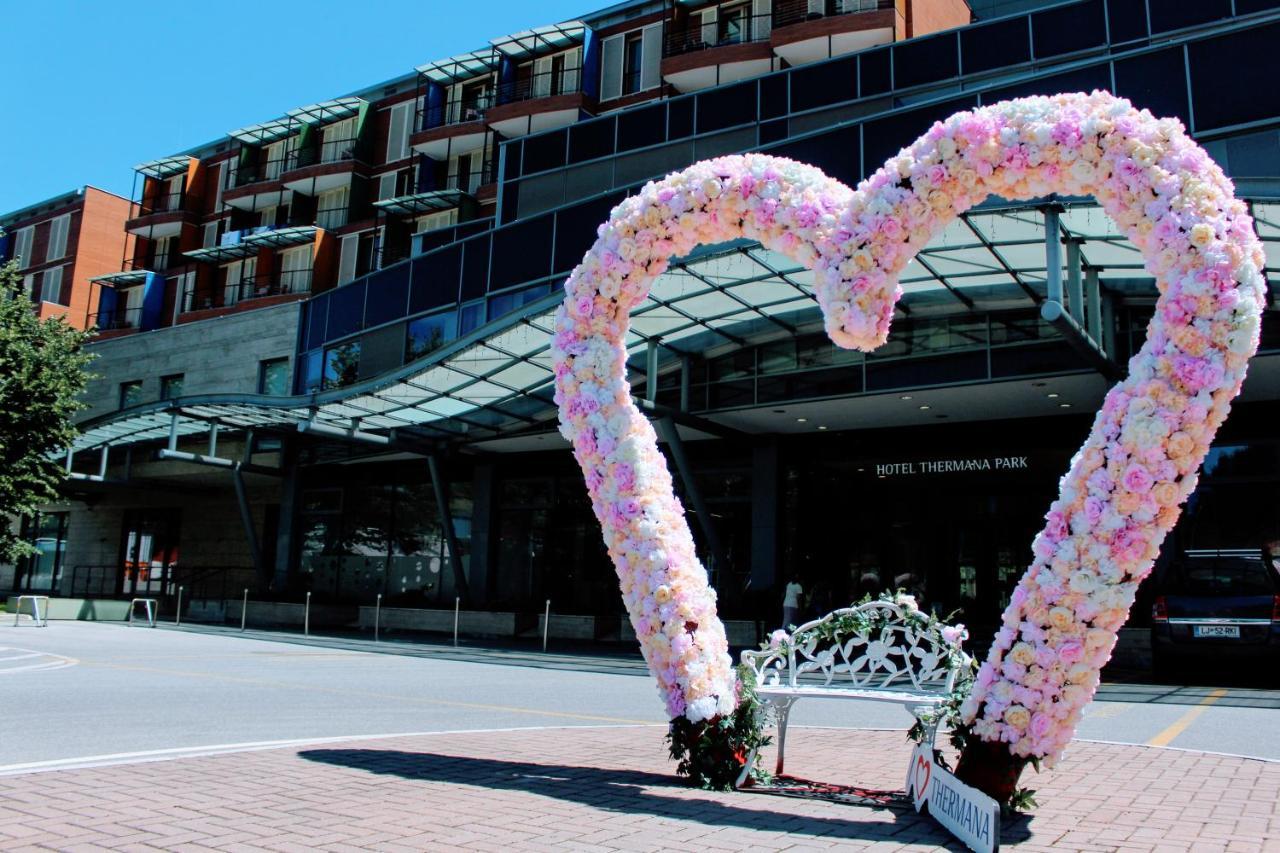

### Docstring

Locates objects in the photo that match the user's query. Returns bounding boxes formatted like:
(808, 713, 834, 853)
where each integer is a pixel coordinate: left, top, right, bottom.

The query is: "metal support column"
(658, 416, 724, 586)
(679, 356, 691, 412)
(429, 454, 470, 604)
(646, 340, 659, 403)
(232, 464, 265, 586)
(1085, 267, 1103, 354)
(1041, 207, 1121, 380)
(1065, 238, 1083, 321)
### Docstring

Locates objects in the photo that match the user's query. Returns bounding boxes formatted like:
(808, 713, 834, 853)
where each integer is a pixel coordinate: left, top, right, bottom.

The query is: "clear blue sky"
(0, 0, 588, 212)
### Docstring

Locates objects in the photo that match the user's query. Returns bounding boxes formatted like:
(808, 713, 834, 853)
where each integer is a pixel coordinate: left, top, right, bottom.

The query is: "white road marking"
(0, 723, 662, 777)
(0, 647, 78, 675)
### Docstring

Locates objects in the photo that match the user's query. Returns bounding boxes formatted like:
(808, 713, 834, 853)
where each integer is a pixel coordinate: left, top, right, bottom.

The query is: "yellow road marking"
(78, 658, 658, 726)
(1146, 688, 1227, 747)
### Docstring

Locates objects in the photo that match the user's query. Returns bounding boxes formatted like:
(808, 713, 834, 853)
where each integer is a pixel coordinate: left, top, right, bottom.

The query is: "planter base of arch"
(954, 737, 1030, 805)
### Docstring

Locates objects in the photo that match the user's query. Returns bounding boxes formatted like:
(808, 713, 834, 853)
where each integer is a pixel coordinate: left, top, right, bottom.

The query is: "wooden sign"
(905, 743, 1000, 852)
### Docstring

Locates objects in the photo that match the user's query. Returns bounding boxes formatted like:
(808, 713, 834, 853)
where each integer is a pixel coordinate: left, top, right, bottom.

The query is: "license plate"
(1193, 625, 1241, 639)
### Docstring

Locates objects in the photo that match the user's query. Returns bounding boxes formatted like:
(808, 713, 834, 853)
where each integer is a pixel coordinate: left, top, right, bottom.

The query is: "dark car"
(1151, 549, 1280, 675)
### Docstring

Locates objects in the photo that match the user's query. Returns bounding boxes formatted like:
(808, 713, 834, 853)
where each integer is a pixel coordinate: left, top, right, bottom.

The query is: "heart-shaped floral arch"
(551, 91, 1266, 777)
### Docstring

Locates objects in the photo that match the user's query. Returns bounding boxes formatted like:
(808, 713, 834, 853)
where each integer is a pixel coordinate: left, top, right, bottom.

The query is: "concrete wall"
(80, 301, 300, 421)
(357, 606, 517, 637)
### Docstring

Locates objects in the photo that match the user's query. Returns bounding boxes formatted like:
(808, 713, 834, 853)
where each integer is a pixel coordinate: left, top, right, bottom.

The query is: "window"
(386, 101, 412, 163)
(406, 311, 457, 360)
(603, 25, 661, 101)
(46, 214, 70, 261)
(623, 33, 644, 95)
(323, 342, 360, 389)
(41, 265, 64, 305)
(151, 235, 172, 270)
(164, 176, 184, 211)
(258, 358, 289, 395)
(119, 380, 143, 409)
(719, 3, 749, 44)
(21, 273, 35, 299)
(415, 208, 458, 235)
(316, 186, 350, 230)
(203, 221, 220, 249)
(160, 373, 185, 400)
(280, 245, 312, 293)
(260, 205, 279, 229)
(19, 511, 67, 592)
(12, 226, 33, 269)
(321, 118, 356, 163)
(222, 257, 257, 304)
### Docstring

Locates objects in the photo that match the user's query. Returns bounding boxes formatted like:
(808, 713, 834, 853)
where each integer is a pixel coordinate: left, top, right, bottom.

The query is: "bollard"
(176, 586, 184, 627)
(240, 588, 248, 632)
(543, 599, 551, 652)
(453, 596, 460, 648)
(305, 591, 311, 636)
(375, 593, 382, 643)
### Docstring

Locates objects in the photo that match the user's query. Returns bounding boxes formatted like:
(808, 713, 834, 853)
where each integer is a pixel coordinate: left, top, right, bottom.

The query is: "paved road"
(2, 621, 1278, 771)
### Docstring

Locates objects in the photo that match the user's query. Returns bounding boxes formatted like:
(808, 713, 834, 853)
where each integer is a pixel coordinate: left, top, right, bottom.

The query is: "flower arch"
(552, 91, 1266, 774)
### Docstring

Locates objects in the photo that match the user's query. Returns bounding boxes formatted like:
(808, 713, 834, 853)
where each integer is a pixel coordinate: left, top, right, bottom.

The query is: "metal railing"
(418, 92, 495, 131)
(288, 136, 360, 171)
(66, 564, 258, 601)
(443, 164, 496, 195)
(494, 66, 585, 104)
(772, 0, 891, 29)
(665, 10, 774, 56)
(96, 305, 143, 331)
(234, 156, 291, 187)
(225, 270, 313, 305)
(315, 204, 349, 230)
(133, 190, 185, 218)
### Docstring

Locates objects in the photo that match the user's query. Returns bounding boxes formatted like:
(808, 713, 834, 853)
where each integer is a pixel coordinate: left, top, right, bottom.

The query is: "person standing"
(782, 575, 805, 629)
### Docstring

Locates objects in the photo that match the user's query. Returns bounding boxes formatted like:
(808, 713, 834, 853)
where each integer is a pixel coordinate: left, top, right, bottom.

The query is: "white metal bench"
(11, 595, 50, 628)
(737, 596, 970, 787)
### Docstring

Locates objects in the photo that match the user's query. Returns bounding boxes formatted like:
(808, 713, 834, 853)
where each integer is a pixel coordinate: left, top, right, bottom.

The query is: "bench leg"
(911, 705, 941, 749)
(774, 697, 797, 777)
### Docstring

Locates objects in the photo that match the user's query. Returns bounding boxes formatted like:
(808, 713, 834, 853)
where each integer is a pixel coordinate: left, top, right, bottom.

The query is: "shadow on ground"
(300, 748, 1033, 848)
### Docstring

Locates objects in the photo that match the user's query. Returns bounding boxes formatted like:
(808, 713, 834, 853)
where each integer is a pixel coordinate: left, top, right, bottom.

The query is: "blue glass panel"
(1148, 0, 1231, 34)
(789, 57, 856, 112)
(461, 233, 491, 299)
(759, 71, 788, 120)
(406, 310, 458, 360)
(961, 17, 1030, 75)
(323, 341, 361, 390)
(523, 128, 568, 174)
(325, 280, 366, 342)
(894, 32, 959, 89)
(569, 115, 617, 164)
(862, 97, 977, 177)
(1106, 0, 1147, 43)
(668, 97, 694, 139)
(306, 293, 328, 351)
(1188, 23, 1280, 132)
(772, 125, 860, 187)
(1031, 0, 1105, 59)
(1114, 48, 1190, 128)
(859, 46, 891, 96)
(982, 64, 1111, 104)
(553, 191, 627, 273)
(364, 266, 410, 329)
(696, 81, 757, 134)
(490, 215, 553, 290)
(409, 246, 461, 314)
(458, 301, 485, 335)
(617, 102, 668, 152)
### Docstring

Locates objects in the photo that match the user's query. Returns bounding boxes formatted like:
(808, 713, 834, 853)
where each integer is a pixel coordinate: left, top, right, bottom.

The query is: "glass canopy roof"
(372, 190, 471, 216)
(184, 226, 318, 264)
(416, 49, 499, 85)
(490, 21, 587, 60)
(134, 155, 191, 180)
(287, 97, 365, 125)
(68, 198, 1280, 455)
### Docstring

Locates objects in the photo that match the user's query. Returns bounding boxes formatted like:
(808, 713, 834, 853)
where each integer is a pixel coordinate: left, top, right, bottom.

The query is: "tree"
(0, 259, 94, 563)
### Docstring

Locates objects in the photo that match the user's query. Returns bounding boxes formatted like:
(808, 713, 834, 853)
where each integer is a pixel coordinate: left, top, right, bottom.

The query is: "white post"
(176, 586, 184, 626)
(241, 588, 248, 632)
(304, 591, 311, 636)
(375, 593, 382, 643)
(453, 596, 460, 648)
(543, 599, 551, 652)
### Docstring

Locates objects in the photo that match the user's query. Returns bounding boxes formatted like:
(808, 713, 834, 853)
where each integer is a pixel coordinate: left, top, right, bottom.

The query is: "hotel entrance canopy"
(67, 198, 1280, 455)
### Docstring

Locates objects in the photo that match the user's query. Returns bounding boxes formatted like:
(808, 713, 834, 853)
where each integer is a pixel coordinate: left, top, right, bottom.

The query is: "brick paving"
(1, 725, 1277, 851)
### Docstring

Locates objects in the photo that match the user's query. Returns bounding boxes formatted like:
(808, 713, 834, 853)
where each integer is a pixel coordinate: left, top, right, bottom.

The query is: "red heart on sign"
(914, 754, 931, 798)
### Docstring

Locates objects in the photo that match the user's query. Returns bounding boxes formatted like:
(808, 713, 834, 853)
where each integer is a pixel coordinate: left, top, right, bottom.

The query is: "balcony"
(770, 0, 895, 66)
(662, 7, 775, 92)
(96, 304, 144, 333)
(411, 94, 494, 160)
(223, 159, 292, 212)
(281, 134, 368, 195)
(124, 190, 193, 239)
(485, 65, 590, 137)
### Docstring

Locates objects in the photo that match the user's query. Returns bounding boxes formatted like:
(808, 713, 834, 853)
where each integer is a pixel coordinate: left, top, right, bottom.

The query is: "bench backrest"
(741, 599, 969, 695)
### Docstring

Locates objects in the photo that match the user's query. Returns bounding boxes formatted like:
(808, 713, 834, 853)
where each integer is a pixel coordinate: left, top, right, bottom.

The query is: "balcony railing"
(288, 136, 360, 171)
(665, 10, 773, 57)
(97, 305, 143, 331)
(418, 92, 495, 131)
(315, 204, 349, 230)
(234, 157, 291, 188)
(443, 164, 497, 195)
(223, 270, 313, 305)
(494, 67, 585, 105)
(772, 0, 892, 30)
(134, 190, 185, 217)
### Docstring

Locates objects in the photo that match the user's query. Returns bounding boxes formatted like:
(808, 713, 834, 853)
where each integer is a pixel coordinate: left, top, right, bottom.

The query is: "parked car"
(1151, 549, 1280, 675)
